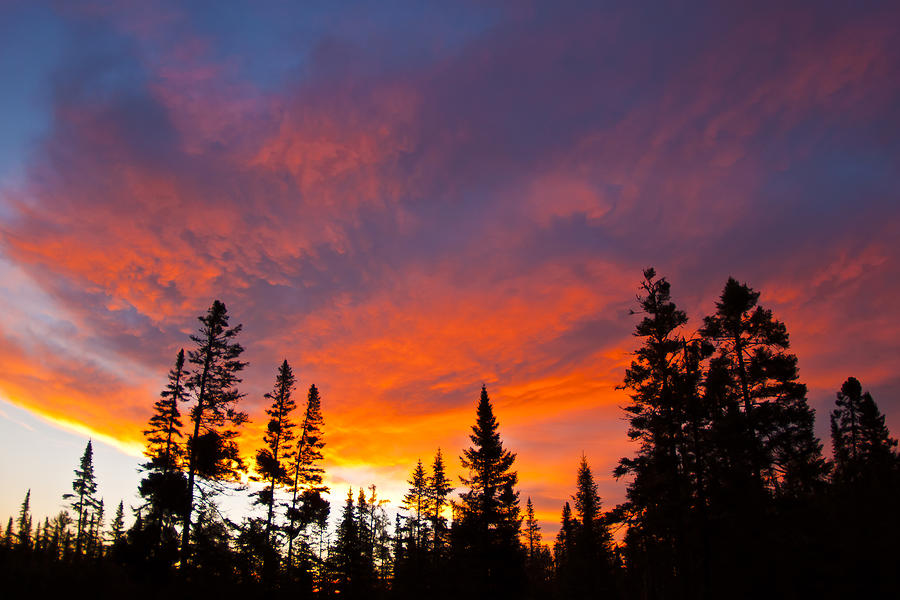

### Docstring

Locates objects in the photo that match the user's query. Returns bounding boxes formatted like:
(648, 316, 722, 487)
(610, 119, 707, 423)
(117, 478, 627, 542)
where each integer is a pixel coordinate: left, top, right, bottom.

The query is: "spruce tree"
(90, 498, 105, 558)
(428, 448, 453, 553)
(700, 277, 826, 496)
(63, 441, 99, 556)
(396, 460, 431, 596)
(523, 497, 540, 561)
(828, 377, 900, 596)
(180, 300, 248, 565)
(457, 386, 519, 531)
(109, 500, 126, 548)
(570, 456, 615, 598)
(17, 489, 32, 550)
(523, 497, 552, 597)
(403, 458, 430, 552)
(286, 383, 327, 568)
(329, 488, 375, 599)
(697, 276, 825, 595)
(573, 457, 613, 559)
(144, 349, 186, 472)
(553, 501, 576, 596)
(3, 516, 12, 549)
(36, 517, 50, 555)
(356, 487, 374, 569)
(253, 360, 298, 546)
(139, 349, 187, 539)
(615, 269, 709, 598)
(454, 384, 523, 597)
(831, 377, 898, 485)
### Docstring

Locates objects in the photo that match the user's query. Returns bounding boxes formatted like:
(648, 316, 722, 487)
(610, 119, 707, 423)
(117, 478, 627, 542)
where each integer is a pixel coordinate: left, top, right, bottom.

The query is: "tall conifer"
(700, 277, 826, 496)
(17, 489, 32, 550)
(286, 383, 327, 568)
(139, 349, 187, 536)
(454, 385, 523, 597)
(253, 360, 298, 546)
(428, 448, 453, 553)
(109, 500, 126, 547)
(180, 300, 248, 565)
(4, 516, 14, 549)
(615, 269, 709, 598)
(831, 376, 898, 485)
(570, 457, 615, 598)
(63, 441, 99, 556)
(523, 497, 540, 561)
(403, 459, 430, 551)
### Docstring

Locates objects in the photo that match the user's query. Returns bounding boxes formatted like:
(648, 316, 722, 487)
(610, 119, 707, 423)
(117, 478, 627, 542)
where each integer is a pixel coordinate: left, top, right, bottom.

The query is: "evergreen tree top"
(461, 385, 517, 491)
(832, 376, 898, 482)
(66, 441, 99, 501)
(430, 448, 453, 498)
(701, 278, 789, 349)
(403, 459, 429, 512)
(574, 455, 601, 527)
(186, 299, 248, 419)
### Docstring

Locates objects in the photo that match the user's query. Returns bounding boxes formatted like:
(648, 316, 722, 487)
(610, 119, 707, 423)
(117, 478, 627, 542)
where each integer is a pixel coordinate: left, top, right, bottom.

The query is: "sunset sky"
(1, 1, 898, 536)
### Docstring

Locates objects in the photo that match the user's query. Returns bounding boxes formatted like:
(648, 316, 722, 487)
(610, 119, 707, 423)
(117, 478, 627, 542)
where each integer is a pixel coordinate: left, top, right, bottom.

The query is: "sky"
(0, 0, 899, 538)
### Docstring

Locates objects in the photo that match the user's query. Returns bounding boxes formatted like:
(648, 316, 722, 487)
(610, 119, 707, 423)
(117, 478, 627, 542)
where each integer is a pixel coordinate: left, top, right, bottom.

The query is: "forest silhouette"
(1, 269, 897, 599)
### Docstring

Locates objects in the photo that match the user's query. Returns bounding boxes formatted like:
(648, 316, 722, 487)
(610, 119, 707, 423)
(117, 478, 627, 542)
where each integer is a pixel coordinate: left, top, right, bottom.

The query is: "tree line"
(1, 270, 897, 599)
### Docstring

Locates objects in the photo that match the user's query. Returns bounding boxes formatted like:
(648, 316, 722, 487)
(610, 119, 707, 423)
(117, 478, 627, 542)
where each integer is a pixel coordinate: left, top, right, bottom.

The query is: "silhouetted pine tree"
(329, 489, 375, 599)
(521, 497, 552, 597)
(109, 500, 126, 551)
(396, 460, 432, 596)
(615, 269, 706, 598)
(453, 384, 524, 599)
(831, 377, 898, 485)
(356, 488, 374, 572)
(700, 277, 826, 497)
(428, 448, 453, 555)
(286, 383, 327, 569)
(553, 501, 576, 597)
(828, 376, 900, 596)
(524, 498, 540, 561)
(139, 349, 187, 552)
(87, 498, 104, 558)
(17, 489, 32, 551)
(180, 300, 248, 566)
(699, 277, 828, 597)
(3, 516, 12, 549)
(40, 518, 52, 556)
(404, 459, 431, 552)
(570, 457, 616, 598)
(63, 442, 99, 556)
(252, 359, 298, 577)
